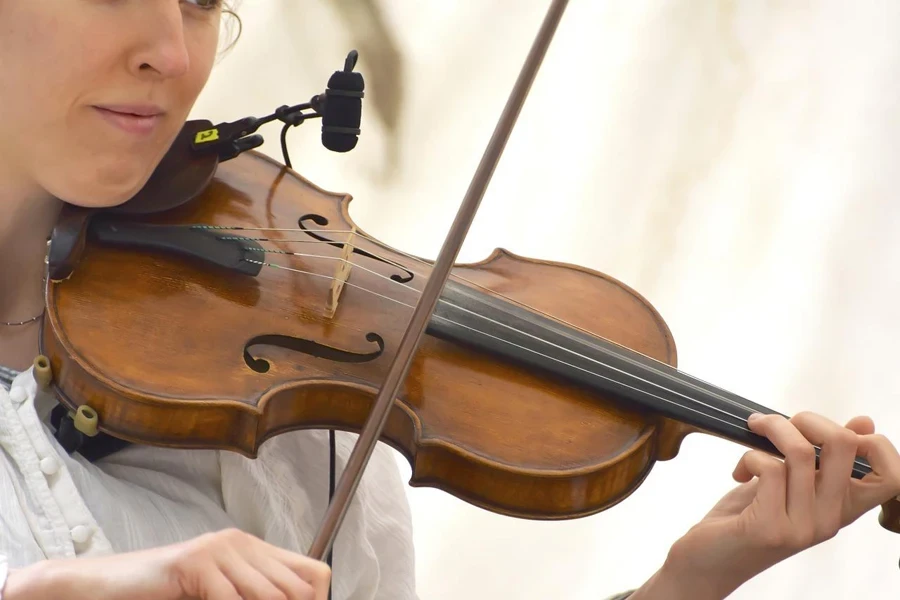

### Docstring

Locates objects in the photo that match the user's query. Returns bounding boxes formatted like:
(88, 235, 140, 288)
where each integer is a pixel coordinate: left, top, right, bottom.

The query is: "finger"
(790, 412, 859, 516)
(857, 433, 900, 478)
(218, 550, 287, 600)
(250, 555, 318, 600)
(193, 566, 242, 600)
(733, 450, 788, 518)
(238, 534, 330, 599)
(748, 414, 817, 520)
(845, 416, 875, 436)
(269, 547, 332, 598)
(853, 433, 900, 506)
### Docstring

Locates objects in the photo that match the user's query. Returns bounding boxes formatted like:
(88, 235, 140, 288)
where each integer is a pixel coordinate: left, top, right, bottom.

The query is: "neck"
(428, 280, 878, 479)
(427, 280, 873, 479)
(429, 280, 783, 453)
(0, 168, 63, 369)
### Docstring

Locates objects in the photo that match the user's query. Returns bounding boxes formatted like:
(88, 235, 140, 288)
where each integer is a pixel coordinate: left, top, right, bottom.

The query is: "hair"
(220, 1, 243, 55)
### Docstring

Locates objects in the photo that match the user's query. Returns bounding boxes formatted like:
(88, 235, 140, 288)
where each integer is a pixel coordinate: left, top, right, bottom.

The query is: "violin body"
(41, 148, 698, 520)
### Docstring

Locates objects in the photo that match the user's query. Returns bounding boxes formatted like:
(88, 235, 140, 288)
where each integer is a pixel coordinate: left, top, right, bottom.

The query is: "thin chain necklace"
(2, 240, 50, 327)
(1, 310, 44, 327)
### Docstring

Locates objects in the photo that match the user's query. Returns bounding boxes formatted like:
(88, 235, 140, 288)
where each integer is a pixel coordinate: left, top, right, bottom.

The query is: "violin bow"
(307, 0, 571, 560)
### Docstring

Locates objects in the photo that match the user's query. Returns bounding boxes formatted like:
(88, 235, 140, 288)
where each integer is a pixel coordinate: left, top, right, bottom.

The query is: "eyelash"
(184, 0, 222, 10)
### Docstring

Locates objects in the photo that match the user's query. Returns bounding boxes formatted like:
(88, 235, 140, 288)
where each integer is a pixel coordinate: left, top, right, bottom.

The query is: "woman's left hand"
(633, 411, 900, 600)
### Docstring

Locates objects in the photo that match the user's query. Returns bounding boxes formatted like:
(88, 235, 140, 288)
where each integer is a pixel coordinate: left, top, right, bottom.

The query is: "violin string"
(249, 259, 417, 306)
(214, 235, 414, 275)
(208, 225, 778, 414)
(242, 255, 871, 475)
(249, 244, 752, 424)
(243, 257, 751, 432)
(436, 296, 865, 472)
(193, 225, 870, 473)
(197, 226, 591, 328)
(199, 225, 644, 339)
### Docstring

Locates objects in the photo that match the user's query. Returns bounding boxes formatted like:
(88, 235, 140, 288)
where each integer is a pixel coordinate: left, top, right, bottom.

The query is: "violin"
(33, 0, 900, 566)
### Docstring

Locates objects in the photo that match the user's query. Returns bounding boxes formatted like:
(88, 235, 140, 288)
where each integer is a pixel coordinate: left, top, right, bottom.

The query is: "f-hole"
(298, 214, 414, 283)
(244, 332, 385, 373)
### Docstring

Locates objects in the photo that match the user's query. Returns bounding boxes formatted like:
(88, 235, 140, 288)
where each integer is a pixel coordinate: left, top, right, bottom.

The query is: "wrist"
(627, 556, 740, 600)
(4, 561, 72, 600)
(4, 566, 44, 600)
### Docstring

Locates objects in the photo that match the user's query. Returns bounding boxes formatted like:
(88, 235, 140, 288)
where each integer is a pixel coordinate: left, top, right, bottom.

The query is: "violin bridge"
(325, 226, 356, 319)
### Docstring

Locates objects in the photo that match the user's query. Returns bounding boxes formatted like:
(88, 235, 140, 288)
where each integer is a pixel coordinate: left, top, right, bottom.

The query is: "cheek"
(0, 15, 81, 149)
(179, 30, 219, 112)
(0, 12, 220, 209)
(0, 18, 130, 204)
(8, 87, 150, 208)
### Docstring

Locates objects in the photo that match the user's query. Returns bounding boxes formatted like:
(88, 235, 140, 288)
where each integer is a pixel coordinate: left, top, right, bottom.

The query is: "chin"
(47, 155, 160, 209)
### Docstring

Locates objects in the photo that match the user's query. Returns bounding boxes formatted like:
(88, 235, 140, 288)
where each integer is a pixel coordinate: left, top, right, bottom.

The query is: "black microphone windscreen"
(322, 70, 364, 153)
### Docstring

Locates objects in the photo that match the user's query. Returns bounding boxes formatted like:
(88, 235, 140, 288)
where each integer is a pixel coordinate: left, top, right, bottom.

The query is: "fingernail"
(748, 413, 761, 423)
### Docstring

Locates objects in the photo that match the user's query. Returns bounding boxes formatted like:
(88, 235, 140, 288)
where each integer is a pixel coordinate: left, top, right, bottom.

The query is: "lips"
(92, 104, 166, 136)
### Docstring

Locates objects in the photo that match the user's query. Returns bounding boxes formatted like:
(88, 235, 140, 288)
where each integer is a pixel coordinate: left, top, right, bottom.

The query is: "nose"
(129, 3, 191, 79)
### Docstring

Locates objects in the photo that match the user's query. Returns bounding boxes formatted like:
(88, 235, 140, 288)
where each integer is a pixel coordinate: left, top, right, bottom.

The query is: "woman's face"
(0, 0, 223, 207)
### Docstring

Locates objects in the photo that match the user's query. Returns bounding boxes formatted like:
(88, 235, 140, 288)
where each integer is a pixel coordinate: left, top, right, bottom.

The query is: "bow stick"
(307, 0, 571, 560)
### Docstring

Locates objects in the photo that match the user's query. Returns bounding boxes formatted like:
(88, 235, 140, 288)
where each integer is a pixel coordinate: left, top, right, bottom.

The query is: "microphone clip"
(190, 101, 321, 162)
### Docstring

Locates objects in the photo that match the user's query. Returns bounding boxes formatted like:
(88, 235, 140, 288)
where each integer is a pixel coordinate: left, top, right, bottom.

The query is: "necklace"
(2, 240, 51, 327)
(1, 310, 44, 327)
(2, 240, 52, 327)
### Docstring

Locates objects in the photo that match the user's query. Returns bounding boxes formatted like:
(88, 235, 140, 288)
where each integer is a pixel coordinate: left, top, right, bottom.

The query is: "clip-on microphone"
(190, 49, 365, 168)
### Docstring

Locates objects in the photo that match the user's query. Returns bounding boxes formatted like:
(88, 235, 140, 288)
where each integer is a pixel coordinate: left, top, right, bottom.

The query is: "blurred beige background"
(191, 1, 900, 598)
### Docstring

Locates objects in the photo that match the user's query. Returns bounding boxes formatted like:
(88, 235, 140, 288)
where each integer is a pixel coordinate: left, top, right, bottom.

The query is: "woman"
(1, 2, 899, 599)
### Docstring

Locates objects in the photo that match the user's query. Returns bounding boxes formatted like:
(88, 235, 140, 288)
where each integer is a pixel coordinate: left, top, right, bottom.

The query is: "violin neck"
(428, 280, 784, 455)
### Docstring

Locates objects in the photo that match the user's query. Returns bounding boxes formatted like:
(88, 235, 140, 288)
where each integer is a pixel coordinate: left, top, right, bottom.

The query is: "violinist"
(2, 2, 900, 600)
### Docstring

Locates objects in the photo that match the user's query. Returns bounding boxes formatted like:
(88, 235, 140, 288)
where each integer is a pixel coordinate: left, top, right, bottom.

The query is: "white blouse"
(0, 366, 418, 599)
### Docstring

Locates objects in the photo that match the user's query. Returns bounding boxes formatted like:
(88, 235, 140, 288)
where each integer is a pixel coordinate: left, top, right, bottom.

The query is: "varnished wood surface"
(42, 150, 687, 519)
(44, 148, 900, 528)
